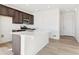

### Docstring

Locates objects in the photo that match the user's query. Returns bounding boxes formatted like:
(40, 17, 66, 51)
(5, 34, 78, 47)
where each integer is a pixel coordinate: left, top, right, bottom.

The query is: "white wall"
(60, 11, 64, 35)
(0, 15, 12, 43)
(75, 8, 79, 42)
(34, 9, 60, 39)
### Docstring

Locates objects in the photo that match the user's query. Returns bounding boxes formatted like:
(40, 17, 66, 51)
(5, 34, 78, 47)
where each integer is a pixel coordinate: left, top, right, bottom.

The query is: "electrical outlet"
(1, 34, 4, 38)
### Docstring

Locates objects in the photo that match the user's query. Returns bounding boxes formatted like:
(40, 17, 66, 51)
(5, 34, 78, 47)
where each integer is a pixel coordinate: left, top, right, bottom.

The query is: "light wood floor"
(0, 42, 12, 49)
(37, 36, 79, 55)
(0, 42, 12, 55)
(0, 36, 79, 55)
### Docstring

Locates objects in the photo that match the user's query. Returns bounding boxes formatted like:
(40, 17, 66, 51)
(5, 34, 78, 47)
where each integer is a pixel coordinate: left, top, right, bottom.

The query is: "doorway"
(60, 11, 76, 37)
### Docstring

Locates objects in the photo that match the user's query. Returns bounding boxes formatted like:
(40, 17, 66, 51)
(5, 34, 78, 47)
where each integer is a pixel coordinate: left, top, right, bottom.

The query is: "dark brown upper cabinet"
(18, 12, 23, 24)
(0, 4, 34, 24)
(8, 8, 14, 17)
(23, 13, 34, 24)
(13, 10, 23, 24)
(28, 15, 34, 24)
(23, 13, 29, 19)
(0, 5, 8, 16)
(13, 10, 19, 23)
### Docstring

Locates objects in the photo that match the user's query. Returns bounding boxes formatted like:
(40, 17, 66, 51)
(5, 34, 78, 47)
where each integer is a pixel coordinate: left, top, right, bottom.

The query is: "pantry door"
(62, 12, 75, 36)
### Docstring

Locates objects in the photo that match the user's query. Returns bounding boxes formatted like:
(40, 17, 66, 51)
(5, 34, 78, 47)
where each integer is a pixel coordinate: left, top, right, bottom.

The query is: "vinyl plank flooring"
(37, 36, 79, 55)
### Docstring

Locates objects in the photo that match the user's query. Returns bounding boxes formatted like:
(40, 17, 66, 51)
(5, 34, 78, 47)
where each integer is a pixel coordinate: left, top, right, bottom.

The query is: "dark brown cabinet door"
(13, 10, 19, 23)
(8, 8, 14, 17)
(28, 15, 34, 24)
(13, 10, 23, 24)
(23, 13, 34, 24)
(18, 12, 23, 24)
(0, 5, 8, 16)
(23, 13, 29, 19)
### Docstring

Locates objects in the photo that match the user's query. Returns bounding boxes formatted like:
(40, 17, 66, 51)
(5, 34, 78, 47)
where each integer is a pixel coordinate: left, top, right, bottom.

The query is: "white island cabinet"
(12, 31, 49, 55)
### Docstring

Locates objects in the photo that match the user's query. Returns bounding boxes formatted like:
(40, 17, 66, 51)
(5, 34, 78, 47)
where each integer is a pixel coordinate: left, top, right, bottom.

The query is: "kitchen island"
(12, 30, 49, 55)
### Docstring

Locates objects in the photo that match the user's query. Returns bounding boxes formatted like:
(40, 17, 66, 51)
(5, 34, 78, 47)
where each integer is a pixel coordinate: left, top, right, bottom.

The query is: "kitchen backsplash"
(12, 24, 35, 30)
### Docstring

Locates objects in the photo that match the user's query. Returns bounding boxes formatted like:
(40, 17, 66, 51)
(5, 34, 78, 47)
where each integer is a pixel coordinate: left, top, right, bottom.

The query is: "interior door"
(61, 12, 75, 36)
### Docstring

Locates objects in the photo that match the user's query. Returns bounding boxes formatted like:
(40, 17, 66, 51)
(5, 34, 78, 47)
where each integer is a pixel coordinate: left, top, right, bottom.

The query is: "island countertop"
(12, 30, 35, 36)
(12, 30, 48, 36)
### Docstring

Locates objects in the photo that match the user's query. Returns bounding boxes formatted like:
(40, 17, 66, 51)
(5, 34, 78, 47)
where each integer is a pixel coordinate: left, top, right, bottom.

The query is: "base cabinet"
(12, 34, 21, 55)
(12, 31, 49, 55)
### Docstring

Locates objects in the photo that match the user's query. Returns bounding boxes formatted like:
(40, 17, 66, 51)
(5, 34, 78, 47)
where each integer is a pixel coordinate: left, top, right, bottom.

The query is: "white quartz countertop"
(12, 30, 49, 36)
(12, 31, 35, 35)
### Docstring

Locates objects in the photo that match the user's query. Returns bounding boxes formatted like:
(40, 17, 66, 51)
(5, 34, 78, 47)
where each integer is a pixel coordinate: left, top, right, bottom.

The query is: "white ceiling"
(3, 4, 79, 14)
